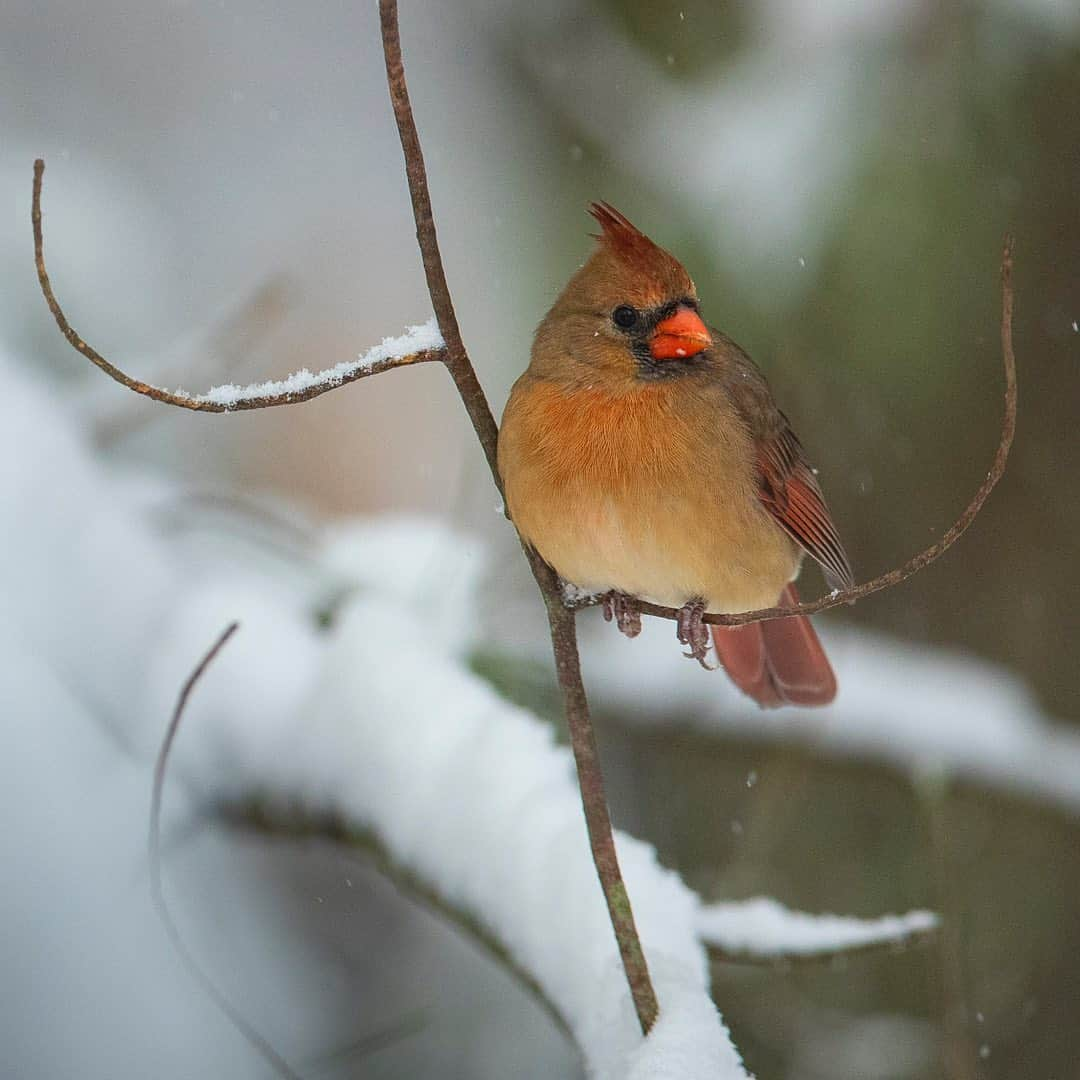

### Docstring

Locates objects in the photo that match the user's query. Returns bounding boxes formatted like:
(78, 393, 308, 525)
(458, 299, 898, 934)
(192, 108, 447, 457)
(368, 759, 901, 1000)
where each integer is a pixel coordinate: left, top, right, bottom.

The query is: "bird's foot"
(676, 598, 716, 670)
(601, 591, 642, 639)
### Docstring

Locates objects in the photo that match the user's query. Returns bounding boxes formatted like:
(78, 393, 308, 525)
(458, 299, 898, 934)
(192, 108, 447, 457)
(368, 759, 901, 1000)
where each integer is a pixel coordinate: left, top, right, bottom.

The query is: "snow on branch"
(174, 319, 444, 408)
(31, 159, 445, 413)
(699, 898, 938, 965)
(293, 563, 747, 1078)
(141, 546, 749, 1076)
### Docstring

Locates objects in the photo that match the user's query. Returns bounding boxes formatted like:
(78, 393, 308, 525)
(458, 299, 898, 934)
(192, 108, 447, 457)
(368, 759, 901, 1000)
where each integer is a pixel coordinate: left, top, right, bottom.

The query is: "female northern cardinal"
(498, 204, 853, 707)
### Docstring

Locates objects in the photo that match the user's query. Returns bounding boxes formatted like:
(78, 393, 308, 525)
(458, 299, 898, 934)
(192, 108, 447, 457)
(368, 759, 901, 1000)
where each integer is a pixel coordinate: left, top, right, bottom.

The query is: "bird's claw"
(676, 598, 716, 669)
(602, 592, 642, 638)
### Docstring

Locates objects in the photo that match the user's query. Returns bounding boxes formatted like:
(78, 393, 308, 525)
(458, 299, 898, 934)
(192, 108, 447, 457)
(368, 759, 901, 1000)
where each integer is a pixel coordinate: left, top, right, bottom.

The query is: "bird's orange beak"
(649, 305, 712, 361)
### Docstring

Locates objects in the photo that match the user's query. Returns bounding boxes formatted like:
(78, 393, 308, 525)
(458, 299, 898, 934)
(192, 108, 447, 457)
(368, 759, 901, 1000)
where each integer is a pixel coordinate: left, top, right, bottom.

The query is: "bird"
(498, 203, 854, 708)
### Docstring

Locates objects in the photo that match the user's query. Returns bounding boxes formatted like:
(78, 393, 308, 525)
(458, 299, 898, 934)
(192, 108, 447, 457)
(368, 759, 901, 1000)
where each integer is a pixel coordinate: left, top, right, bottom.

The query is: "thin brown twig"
(377, 0, 659, 1035)
(148, 622, 304, 1080)
(149, 622, 239, 876)
(542, 599, 660, 1027)
(32, 159, 443, 413)
(569, 236, 1018, 629)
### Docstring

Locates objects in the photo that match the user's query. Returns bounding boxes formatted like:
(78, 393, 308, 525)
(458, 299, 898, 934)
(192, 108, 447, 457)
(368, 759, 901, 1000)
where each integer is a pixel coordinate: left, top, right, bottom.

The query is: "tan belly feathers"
(499, 377, 799, 612)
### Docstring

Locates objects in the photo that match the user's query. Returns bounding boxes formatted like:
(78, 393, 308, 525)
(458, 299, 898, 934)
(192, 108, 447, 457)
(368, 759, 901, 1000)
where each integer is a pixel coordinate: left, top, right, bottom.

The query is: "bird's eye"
(612, 305, 639, 329)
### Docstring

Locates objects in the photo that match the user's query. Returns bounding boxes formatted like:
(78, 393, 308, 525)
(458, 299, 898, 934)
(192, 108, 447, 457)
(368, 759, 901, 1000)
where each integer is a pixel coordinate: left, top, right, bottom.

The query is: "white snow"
(697, 898, 938, 958)
(307, 599, 749, 1079)
(173, 317, 443, 407)
(561, 580, 607, 606)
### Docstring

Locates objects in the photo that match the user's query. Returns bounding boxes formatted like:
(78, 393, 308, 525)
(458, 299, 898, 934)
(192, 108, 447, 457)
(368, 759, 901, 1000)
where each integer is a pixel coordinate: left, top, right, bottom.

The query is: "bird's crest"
(587, 202, 692, 298)
(588, 203, 663, 263)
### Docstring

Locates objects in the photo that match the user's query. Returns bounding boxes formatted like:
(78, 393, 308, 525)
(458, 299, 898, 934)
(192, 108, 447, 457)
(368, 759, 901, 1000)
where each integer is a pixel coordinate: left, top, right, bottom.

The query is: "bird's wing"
(756, 418, 854, 592)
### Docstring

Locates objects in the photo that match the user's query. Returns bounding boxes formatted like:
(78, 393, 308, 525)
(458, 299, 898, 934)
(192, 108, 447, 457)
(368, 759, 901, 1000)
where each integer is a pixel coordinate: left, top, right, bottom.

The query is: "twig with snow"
(177, 319, 444, 408)
(31, 168, 445, 413)
(699, 898, 938, 966)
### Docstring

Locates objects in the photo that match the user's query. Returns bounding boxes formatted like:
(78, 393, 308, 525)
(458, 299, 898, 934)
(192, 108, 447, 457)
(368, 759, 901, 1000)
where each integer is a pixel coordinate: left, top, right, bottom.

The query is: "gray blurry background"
(3, 1, 1080, 1078)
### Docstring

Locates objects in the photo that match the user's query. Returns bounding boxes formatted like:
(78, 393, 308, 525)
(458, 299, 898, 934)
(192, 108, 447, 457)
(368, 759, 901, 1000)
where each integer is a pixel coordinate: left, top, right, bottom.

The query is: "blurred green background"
(3, 1, 1079, 1077)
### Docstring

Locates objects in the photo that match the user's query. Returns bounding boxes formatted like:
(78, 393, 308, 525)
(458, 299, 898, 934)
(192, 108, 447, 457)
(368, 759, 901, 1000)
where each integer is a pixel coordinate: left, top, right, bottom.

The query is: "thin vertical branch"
(377, 0, 659, 1034)
(545, 600, 660, 1029)
(148, 622, 304, 1080)
(377, 3, 501, 490)
(149, 621, 240, 868)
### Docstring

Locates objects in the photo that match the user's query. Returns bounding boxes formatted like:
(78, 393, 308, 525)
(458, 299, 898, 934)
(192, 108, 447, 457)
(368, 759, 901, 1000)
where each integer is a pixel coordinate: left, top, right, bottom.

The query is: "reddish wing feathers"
(757, 423, 854, 591)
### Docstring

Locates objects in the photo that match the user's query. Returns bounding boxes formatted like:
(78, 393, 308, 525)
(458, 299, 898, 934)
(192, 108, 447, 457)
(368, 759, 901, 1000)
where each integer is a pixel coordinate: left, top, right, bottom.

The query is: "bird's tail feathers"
(710, 584, 836, 708)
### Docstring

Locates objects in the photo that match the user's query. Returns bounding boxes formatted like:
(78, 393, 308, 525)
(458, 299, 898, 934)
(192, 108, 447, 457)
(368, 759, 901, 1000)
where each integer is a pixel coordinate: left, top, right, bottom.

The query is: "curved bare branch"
(32, 159, 444, 413)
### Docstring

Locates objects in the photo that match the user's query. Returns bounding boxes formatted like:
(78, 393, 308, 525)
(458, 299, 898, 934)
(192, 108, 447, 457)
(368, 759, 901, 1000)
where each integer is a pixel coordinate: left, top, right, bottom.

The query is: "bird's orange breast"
(498, 374, 800, 612)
